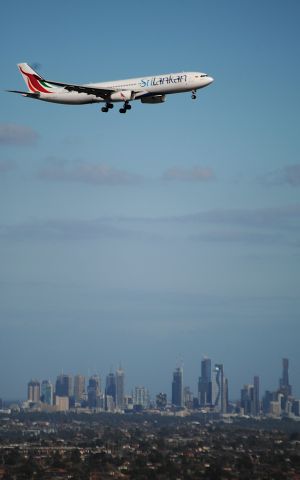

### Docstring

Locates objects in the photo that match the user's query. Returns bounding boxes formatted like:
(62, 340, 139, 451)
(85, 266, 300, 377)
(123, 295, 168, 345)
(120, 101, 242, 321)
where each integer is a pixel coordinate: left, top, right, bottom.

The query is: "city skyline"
(1, 357, 296, 408)
(3, 357, 294, 420)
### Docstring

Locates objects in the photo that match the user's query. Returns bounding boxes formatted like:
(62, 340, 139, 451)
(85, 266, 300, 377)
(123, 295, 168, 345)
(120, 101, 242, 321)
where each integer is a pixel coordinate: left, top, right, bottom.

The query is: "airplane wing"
(45, 80, 117, 99)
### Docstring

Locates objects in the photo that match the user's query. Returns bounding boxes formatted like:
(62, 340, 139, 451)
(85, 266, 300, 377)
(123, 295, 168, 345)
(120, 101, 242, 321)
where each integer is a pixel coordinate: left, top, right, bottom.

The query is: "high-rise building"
(183, 386, 193, 409)
(27, 379, 40, 403)
(211, 364, 227, 413)
(241, 384, 254, 415)
(87, 375, 101, 408)
(172, 367, 183, 408)
(74, 375, 85, 404)
(41, 380, 53, 405)
(198, 357, 212, 407)
(279, 358, 292, 397)
(116, 368, 125, 410)
(105, 372, 116, 411)
(133, 386, 150, 409)
(240, 376, 260, 416)
(55, 374, 73, 398)
(253, 376, 260, 416)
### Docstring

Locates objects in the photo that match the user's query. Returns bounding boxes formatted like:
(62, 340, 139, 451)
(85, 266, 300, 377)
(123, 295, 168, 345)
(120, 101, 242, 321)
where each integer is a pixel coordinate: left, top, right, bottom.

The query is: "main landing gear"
(191, 90, 197, 100)
(119, 101, 131, 114)
(101, 103, 114, 113)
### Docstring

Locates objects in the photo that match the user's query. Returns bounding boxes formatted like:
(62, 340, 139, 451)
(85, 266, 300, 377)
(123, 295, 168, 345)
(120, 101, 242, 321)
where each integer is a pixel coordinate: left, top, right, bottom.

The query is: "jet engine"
(110, 90, 133, 101)
(141, 95, 166, 104)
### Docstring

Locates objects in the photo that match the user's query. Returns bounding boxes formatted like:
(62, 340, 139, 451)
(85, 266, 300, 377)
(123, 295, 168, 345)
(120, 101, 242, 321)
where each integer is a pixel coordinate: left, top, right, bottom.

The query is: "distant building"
(253, 376, 260, 416)
(262, 390, 276, 415)
(133, 386, 150, 409)
(156, 392, 167, 409)
(105, 394, 115, 412)
(124, 395, 134, 410)
(211, 364, 227, 413)
(241, 384, 254, 415)
(183, 386, 193, 409)
(292, 400, 300, 416)
(269, 400, 281, 417)
(55, 374, 73, 398)
(105, 372, 116, 411)
(55, 396, 69, 411)
(198, 357, 212, 407)
(116, 368, 125, 410)
(87, 375, 101, 408)
(41, 380, 53, 405)
(27, 379, 40, 403)
(172, 367, 183, 408)
(74, 375, 85, 404)
(279, 358, 292, 397)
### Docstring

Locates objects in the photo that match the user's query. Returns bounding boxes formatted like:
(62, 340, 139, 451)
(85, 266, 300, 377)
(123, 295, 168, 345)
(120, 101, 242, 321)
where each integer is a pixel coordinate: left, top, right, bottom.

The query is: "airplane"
(8, 63, 214, 114)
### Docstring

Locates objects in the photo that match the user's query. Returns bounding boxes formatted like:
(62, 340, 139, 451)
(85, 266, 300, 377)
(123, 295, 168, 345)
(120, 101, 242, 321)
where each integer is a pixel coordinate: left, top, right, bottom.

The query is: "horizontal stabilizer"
(6, 89, 40, 98)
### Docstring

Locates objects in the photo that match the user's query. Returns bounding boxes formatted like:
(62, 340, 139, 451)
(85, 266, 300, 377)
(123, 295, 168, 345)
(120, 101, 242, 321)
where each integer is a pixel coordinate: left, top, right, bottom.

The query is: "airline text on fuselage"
(140, 74, 187, 88)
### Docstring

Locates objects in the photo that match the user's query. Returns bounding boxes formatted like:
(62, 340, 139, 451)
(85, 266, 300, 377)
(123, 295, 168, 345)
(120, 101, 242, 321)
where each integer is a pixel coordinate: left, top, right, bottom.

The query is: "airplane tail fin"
(17, 63, 56, 94)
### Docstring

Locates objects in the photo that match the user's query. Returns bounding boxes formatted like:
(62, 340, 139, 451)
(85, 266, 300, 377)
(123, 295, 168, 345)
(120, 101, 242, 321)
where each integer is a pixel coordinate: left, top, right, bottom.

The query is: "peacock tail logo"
(19, 66, 55, 94)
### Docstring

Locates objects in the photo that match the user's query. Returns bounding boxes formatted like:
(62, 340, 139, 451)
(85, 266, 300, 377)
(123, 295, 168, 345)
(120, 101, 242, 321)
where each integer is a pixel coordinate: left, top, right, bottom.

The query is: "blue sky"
(0, 0, 300, 401)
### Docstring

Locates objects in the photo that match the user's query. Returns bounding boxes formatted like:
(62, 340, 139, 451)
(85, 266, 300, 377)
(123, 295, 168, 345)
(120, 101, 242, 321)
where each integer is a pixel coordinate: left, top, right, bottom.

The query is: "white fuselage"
(37, 71, 214, 104)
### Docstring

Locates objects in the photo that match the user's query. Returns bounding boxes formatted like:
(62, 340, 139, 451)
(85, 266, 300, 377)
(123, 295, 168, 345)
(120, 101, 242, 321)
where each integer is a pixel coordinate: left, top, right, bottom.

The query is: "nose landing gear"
(191, 90, 197, 100)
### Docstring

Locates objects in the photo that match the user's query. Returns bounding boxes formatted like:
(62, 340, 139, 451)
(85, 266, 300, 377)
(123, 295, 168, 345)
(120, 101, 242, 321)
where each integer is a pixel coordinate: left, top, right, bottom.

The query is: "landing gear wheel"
(101, 107, 109, 112)
(125, 104, 131, 110)
(191, 90, 197, 100)
(107, 103, 114, 109)
(119, 108, 126, 113)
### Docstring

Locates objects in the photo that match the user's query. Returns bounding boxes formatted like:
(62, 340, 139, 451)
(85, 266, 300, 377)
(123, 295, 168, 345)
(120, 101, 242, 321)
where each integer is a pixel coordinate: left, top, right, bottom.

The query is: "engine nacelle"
(110, 90, 133, 101)
(141, 95, 166, 104)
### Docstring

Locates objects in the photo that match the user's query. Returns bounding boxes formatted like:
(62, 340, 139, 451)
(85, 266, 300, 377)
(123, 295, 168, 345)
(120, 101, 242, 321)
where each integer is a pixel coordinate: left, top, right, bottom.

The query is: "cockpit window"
(200, 74, 208, 77)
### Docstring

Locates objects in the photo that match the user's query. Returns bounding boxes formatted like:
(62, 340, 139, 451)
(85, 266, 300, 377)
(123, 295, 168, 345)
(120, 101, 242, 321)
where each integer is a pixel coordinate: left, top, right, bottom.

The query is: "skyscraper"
(105, 372, 116, 410)
(87, 375, 101, 408)
(279, 358, 292, 397)
(74, 375, 85, 404)
(27, 379, 40, 403)
(198, 357, 212, 407)
(241, 384, 254, 415)
(172, 367, 183, 408)
(41, 380, 53, 405)
(116, 367, 125, 410)
(55, 374, 73, 398)
(211, 364, 227, 413)
(253, 375, 260, 416)
(133, 386, 150, 409)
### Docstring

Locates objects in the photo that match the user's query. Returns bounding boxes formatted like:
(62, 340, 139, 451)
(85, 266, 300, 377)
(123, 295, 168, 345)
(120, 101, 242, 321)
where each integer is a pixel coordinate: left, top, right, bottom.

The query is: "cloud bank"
(38, 162, 142, 186)
(0, 124, 39, 146)
(261, 164, 300, 187)
(162, 165, 215, 182)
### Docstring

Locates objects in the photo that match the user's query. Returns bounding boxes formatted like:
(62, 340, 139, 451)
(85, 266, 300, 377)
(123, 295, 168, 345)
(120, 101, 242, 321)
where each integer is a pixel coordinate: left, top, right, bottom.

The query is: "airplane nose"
(207, 76, 214, 85)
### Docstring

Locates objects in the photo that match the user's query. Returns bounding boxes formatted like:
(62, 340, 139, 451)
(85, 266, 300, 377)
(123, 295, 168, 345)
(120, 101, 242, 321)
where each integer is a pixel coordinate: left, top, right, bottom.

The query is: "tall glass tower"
(279, 358, 292, 396)
(116, 368, 125, 410)
(198, 357, 212, 406)
(172, 367, 183, 407)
